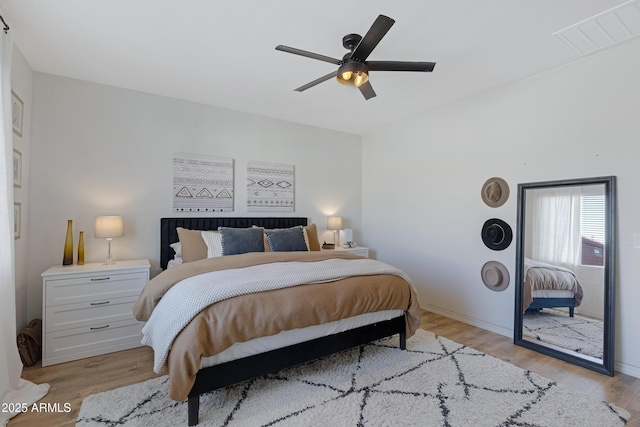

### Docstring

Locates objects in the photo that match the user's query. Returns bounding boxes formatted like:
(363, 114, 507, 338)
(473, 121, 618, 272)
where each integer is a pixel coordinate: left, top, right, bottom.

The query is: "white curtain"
(0, 29, 49, 426)
(530, 186, 582, 268)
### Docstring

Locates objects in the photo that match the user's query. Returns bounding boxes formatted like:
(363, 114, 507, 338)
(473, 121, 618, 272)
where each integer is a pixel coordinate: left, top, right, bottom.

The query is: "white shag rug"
(523, 309, 604, 359)
(76, 329, 629, 427)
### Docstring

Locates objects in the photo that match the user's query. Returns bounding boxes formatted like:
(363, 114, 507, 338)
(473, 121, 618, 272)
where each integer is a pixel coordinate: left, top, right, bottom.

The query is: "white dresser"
(41, 259, 150, 367)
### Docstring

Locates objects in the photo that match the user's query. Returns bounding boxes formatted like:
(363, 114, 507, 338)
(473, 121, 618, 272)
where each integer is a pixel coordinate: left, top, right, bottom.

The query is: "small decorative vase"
(63, 220, 73, 266)
(77, 231, 85, 265)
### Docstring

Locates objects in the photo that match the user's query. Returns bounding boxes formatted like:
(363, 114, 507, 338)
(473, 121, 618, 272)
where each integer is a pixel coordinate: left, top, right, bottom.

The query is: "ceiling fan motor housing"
(342, 33, 362, 51)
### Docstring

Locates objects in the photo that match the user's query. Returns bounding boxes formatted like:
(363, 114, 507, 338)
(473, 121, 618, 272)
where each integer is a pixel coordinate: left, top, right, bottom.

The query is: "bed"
(135, 217, 420, 426)
(523, 258, 584, 317)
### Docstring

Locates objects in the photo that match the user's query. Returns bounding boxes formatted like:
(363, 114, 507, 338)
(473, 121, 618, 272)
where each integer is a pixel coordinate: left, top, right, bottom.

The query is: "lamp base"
(103, 238, 115, 265)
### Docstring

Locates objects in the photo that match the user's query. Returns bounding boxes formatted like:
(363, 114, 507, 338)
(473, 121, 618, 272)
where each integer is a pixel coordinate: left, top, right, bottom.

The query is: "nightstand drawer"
(327, 246, 370, 258)
(44, 319, 142, 366)
(45, 271, 147, 307)
(45, 296, 138, 333)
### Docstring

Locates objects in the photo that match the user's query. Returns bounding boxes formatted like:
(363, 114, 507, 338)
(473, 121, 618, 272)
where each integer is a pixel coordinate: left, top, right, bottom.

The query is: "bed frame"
(527, 297, 576, 317)
(159, 217, 407, 426)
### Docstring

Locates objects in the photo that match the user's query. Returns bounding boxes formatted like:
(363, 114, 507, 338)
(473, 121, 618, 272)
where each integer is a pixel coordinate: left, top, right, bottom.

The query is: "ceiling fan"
(275, 14, 435, 100)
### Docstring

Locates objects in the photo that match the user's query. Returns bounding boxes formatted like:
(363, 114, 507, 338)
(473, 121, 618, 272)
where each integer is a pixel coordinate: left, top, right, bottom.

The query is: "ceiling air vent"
(554, 0, 640, 56)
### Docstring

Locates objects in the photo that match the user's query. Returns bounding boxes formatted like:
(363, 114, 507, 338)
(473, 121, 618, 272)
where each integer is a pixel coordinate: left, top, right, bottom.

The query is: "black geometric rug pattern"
(523, 309, 604, 359)
(76, 329, 629, 427)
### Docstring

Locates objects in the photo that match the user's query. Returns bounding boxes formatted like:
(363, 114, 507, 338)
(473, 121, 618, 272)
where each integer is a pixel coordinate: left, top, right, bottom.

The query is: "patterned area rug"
(523, 309, 603, 359)
(76, 329, 628, 427)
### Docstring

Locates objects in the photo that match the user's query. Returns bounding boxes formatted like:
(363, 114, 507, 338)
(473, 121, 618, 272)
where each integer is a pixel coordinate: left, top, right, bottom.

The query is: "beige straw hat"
(481, 261, 510, 291)
(481, 177, 509, 208)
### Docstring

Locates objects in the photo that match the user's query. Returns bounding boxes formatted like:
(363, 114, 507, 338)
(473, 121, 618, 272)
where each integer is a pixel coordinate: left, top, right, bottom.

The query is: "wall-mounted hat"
(481, 218, 512, 251)
(481, 261, 510, 291)
(481, 177, 509, 208)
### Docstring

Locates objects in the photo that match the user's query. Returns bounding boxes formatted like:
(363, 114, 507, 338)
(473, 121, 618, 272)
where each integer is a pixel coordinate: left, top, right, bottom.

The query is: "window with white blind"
(581, 194, 605, 267)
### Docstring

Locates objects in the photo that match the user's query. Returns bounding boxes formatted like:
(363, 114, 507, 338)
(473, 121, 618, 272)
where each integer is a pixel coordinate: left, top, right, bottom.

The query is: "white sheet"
(200, 309, 405, 368)
(532, 289, 574, 298)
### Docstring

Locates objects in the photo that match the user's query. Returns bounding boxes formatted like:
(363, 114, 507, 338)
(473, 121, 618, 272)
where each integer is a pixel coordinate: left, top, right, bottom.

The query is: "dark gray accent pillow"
(266, 226, 308, 252)
(218, 227, 265, 255)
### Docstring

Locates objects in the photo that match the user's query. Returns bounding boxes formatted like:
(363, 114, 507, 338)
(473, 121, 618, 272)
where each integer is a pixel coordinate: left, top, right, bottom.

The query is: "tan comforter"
(133, 251, 421, 400)
(523, 258, 584, 311)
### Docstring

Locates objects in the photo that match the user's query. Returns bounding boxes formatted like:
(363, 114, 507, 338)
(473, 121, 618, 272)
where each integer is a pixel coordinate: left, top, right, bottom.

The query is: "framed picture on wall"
(14, 202, 21, 240)
(13, 149, 22, 188)
(11, 90, 24, 137)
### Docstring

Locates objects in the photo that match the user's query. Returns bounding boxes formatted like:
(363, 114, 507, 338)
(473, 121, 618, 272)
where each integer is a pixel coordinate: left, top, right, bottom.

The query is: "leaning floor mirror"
(514, 176, 616, 376)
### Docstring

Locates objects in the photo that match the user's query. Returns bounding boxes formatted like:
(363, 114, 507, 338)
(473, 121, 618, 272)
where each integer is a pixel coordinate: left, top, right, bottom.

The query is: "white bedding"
(532, 289, 574, 298)
(200, 309, 404, 368)
(143, 258, 413, 372)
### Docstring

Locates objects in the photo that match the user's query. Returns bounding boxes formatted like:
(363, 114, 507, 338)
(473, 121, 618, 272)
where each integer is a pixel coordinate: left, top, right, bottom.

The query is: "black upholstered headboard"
(160, 217, 308, 270)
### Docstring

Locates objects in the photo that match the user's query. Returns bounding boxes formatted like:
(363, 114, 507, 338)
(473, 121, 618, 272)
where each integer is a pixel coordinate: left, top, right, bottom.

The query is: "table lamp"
(327, 216, 342, 246)
(95, 216, 124, 264)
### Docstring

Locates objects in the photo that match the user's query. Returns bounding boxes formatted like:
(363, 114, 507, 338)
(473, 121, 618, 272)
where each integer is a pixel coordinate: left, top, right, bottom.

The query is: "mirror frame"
(514, 176, 616, 376)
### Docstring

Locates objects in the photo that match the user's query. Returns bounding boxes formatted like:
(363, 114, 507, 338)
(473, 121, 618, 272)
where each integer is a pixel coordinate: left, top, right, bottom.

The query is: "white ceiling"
(1, 0, 638, 136)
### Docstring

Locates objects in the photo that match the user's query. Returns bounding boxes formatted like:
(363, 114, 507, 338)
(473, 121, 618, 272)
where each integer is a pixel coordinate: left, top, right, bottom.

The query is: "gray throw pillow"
(218, 227, 265, 255)
(266, 226, 308, 252)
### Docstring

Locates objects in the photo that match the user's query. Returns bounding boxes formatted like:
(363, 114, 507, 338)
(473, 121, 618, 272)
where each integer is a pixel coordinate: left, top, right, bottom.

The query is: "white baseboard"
(422, 303, 640, 380)
(422, 304, 512, 338)
(615, 360, 640, 379)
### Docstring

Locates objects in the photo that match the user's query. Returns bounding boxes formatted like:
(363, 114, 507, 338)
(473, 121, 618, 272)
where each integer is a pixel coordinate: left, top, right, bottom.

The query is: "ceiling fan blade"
(276, 45, 342, 65)
(294, 71, 339, 92)
(367, 61, 436, 72)
(358, 81, 376, 100)
(351, 15, 395, 62)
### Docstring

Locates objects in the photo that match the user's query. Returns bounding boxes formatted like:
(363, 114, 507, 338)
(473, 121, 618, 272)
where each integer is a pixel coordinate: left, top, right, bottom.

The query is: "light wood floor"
(9, 310, 639, 426)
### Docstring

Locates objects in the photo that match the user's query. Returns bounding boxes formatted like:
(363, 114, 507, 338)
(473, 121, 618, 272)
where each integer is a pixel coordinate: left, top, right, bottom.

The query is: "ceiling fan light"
(337, 61, 369, 86)
(353, 71, 369, 87)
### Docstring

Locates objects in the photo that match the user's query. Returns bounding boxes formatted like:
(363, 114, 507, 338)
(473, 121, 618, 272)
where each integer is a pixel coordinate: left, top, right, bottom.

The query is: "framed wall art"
(13, 148, 22, 188)
(173, 152, 234, 212)
(11, 90, 23, 137)
(247, 160, 295, 212)
(14, 202, 21, 239)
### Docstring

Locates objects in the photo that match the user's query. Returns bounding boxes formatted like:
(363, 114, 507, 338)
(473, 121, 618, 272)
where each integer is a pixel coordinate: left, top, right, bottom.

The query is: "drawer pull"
(90, 325, 110, 331)
(90, 301, 110, 306)
(90, 277, 110, 281)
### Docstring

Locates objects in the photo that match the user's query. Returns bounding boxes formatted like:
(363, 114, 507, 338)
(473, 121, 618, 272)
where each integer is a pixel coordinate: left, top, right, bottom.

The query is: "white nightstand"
(331, 246, 370, 258)
(41, 259, 150, 366)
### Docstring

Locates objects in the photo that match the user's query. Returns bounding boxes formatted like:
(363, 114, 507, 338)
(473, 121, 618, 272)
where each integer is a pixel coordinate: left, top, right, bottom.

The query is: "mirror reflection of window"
(527, 184, 605, 271)
(581, 194, 605, 267)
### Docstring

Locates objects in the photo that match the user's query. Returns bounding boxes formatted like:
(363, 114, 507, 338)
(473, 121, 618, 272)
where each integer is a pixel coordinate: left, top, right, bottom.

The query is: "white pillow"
(170, 242, 182, 257)
(167, 258, 183, 268)
(302, 228, 310, 250)
(202, 230, 223, 258)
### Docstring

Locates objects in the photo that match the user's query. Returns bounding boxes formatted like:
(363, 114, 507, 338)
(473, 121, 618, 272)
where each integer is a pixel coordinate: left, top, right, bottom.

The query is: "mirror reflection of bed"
(515, 176, 615, 376)
(522, 257, 603, 360)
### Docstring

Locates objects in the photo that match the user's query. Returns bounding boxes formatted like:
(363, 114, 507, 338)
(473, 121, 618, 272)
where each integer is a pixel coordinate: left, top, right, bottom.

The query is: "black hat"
(481, 218, 512, 251)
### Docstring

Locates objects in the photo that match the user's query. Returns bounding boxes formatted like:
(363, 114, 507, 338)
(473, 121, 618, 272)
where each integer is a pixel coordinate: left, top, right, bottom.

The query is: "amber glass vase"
(77, 231, 85, 265)
(63, 220, 73, 265)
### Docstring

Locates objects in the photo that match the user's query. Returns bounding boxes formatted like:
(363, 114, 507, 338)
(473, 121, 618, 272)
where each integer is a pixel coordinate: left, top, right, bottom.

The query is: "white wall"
(11, 45, 32, 332)
(26, 73, 363, 321)
(362, 38, 640, 377)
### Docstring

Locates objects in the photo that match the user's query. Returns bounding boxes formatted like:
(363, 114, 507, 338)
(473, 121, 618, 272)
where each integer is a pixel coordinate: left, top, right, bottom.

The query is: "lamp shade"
(327, 216, 342, 231)
(95, 216, 124, 238)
